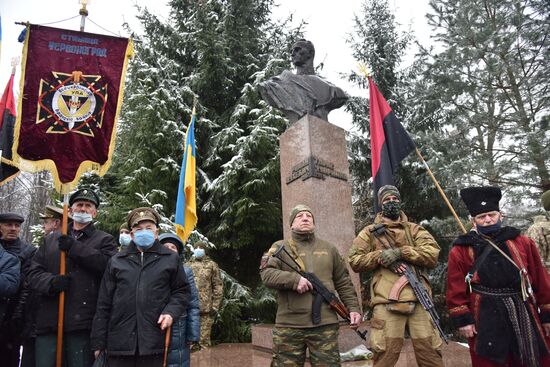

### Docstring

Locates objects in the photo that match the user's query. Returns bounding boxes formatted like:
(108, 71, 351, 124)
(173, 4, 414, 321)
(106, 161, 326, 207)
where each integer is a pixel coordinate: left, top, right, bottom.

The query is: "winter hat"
(159, 233, 184, 255)
(289, 204, 314, 226)
(542, 190, 550, 212)
(460, 186, 502, 217)
(378, 185, 401, 205)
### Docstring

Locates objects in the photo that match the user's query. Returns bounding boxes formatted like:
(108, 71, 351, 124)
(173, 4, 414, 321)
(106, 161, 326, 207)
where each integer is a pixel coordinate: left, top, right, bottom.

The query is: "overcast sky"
(0, 0, 432, 130)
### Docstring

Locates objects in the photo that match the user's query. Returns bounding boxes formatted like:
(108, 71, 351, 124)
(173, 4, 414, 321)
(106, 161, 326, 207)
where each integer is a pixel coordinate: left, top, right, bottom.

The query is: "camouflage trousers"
(271, 324, 341, 367)
(369, 303, 443, 367)
(199, 313, 215, 348)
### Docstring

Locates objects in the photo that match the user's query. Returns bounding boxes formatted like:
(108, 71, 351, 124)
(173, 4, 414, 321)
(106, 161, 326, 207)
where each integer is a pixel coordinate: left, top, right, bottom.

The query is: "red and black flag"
(13, 24, 133, 192)
(369, 77, 415, 212)
(0, 72, 19, 185)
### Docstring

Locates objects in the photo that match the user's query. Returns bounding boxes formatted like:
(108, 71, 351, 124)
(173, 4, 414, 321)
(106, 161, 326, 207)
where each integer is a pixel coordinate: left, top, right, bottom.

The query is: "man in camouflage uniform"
(261, 204, 361, 367)
(348, 186, 443, 367)
(527, 190, 550, 272)
(189, 241, 223, 348)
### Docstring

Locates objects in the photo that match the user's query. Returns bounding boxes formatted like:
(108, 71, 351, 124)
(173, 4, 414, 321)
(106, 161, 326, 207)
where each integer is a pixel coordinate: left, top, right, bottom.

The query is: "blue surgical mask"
(119, 233, 131, 247)
(72, 212, 93, 224)
(477, 219, 502, 236)
(133, 230, 155, 249)
(193, 248, 205, 259)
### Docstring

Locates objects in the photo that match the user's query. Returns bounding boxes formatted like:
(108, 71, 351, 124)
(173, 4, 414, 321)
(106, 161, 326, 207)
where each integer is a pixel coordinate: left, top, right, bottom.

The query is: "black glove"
(50, 275, 71, 293)
(58, 235, 77, 252)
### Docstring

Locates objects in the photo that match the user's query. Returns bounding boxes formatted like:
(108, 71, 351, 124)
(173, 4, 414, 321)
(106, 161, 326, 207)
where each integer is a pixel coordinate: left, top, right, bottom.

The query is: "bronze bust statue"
(258, 39, 348, 123)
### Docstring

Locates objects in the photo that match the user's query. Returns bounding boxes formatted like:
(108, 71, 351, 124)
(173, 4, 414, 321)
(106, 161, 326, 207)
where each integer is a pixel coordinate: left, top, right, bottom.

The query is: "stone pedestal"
(279, 114, 360, 296)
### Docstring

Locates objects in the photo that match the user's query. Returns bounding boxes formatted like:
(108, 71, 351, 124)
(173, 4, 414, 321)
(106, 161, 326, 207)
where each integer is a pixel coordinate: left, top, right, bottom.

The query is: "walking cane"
(163, 325, 172, 367)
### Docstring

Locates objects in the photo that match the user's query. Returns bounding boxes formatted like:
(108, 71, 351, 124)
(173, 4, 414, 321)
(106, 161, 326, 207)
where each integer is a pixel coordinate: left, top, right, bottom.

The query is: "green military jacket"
(348, 212, 440, 306)
(261, 232, 360, 328)
(189, 256, 223, 314)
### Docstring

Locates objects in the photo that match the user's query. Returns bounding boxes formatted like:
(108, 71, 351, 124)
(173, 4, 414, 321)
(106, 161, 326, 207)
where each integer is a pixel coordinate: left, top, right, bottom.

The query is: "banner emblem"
(37, 71, 107, 136)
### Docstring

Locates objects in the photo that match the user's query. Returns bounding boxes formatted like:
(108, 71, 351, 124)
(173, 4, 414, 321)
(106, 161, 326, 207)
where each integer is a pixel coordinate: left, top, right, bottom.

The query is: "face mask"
(133, 230, 155, 249)
(72, 212, 93, 224)
(193, 248, 205, 259)
(382, 201, 401, 220)
(119, 233, 131, 247)
(477, 219, 502, 236)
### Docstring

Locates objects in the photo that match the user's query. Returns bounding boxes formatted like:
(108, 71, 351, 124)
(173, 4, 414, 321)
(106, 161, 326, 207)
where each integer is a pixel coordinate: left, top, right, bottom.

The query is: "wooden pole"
(163, 325, 172, 367)
(56, 193, 69, 367)
(415, 148, 467, 234)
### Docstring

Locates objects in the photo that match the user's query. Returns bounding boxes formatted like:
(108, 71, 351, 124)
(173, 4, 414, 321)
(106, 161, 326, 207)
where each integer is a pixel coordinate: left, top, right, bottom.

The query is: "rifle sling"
(287, 239, 306, 272)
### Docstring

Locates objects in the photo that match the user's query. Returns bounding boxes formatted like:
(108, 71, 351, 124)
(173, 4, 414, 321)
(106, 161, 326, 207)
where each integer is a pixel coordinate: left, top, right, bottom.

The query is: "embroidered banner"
(14, 24, 133, 192)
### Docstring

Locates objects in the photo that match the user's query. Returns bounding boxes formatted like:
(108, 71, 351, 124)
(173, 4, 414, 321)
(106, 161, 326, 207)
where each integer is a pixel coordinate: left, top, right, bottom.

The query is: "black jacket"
(27, 223, 117, 334)
(90, 241, 190, 356)
(0, 244, 20, 323)
(0, 238, 36, 341)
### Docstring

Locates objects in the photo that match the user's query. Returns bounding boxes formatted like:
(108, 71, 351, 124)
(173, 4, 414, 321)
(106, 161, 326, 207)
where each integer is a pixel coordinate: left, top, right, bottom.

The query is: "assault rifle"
(272, 245, 367, 341)
(370, 224, 448, 344)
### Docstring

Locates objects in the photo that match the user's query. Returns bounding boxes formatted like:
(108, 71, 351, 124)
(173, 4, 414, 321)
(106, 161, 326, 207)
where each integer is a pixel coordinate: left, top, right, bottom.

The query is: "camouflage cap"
(378, 185, 400, 205)
(0, 213, 24, 223)
(39, 205, 64, 220)
(289, 204, 314, 226)
(69, 188, 100, 208)
(542, 190, 550, 211)
(127, 207, 161, 228)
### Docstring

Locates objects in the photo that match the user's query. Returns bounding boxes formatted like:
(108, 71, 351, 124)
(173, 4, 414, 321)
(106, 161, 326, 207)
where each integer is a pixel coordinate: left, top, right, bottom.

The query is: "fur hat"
(460, 186, 502, 217)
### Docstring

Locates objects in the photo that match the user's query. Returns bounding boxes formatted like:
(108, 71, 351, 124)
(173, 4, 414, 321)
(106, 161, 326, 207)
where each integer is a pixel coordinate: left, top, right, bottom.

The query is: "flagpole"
(415, 148, 467, 234)
(56, 192, 69, 367)
(79, 0, 89, 32)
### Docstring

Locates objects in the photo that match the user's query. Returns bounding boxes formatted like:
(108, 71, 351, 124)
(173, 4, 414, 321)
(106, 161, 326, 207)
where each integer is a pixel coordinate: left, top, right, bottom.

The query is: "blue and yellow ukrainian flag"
(175, 109, 197, 242)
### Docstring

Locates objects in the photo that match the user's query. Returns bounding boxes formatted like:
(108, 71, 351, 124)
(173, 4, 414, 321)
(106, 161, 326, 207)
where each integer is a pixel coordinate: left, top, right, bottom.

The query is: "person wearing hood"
(261, 204, 361, 367)
(91, 207, 190, 367)
(188, 241, 223, 348)
(447, 186, 550, 367)
(348, 186, 443, 367)
(27, 188, 117, 367)
(159, 233, 200, 367)
(526, 190, 550, 272)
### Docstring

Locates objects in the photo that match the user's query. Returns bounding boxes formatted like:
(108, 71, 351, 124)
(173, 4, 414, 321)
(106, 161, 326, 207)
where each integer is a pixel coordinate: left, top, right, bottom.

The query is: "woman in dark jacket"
(90, 208, 190, 367)
(159, 233, 200, 367)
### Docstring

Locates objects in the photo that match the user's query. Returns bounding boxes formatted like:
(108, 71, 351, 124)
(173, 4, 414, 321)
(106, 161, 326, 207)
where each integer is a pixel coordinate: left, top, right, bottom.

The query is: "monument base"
(251, 323, 472, 367)
(279, 114, 360, 299)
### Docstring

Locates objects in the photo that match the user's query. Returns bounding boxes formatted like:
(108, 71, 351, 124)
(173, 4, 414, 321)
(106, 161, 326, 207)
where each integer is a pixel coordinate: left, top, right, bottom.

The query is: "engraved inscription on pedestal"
(286, 155, 348, 184)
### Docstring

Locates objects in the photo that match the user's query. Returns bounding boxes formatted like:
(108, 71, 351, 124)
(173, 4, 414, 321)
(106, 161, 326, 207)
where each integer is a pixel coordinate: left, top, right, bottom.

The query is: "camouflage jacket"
(188, 257, 223, 314)
(348, 212, 440, 306)
(261, 232, 360, 328)
(526, 215, 550, 272)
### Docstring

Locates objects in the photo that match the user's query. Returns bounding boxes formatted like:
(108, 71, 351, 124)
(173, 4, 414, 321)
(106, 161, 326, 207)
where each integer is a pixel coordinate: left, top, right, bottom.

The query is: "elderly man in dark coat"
(91, 207, 190, 367)
(0, 212, 36, 367)
(27, 188, 117, 367)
